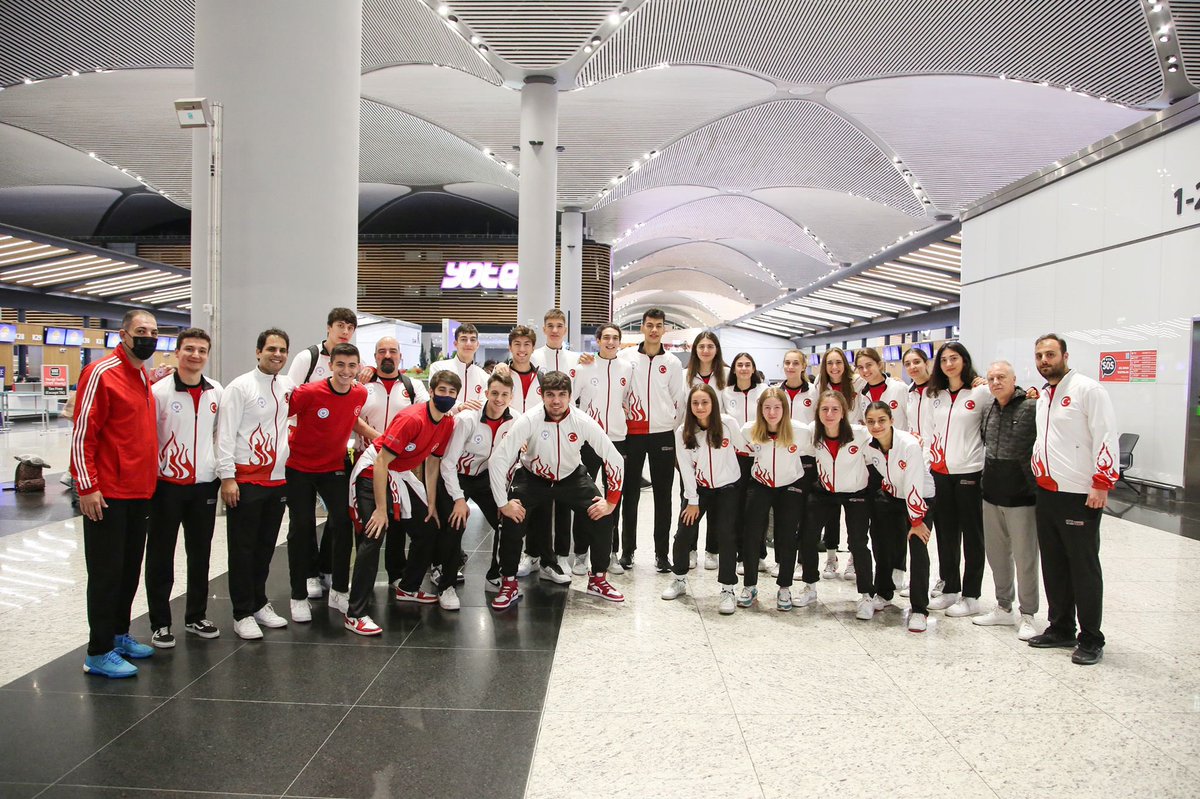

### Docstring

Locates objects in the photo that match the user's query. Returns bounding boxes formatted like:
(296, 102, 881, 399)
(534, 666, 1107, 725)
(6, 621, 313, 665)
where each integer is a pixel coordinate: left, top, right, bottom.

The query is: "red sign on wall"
(1099, 350, 1157, 383)
(42, 365, 68, 396)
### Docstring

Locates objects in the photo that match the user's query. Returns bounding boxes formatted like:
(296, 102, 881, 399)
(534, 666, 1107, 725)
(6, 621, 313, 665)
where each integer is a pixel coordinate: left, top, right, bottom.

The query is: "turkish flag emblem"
(890, 400, 898, 409)
(965, 400, 976, 410)
(804, 399, 812, 407)
(620, 378, 627, 386)
(659, 365, 667, 374)
(849, 445, 859, 454)
(210, 402, 218, 414)
(898, 459, 907, 469)
(1062, 396, 1071, 407)
(568, 432, 578, 442)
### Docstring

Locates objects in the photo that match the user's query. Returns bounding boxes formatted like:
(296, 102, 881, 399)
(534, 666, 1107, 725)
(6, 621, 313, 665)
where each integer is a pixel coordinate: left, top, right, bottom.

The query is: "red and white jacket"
(722, 383, 766, 427)
(809, 376, 865, 424)
(349, 443, 423, 522)
(507, 365, 544, 415)
(812, 424, 873, 493)
(575, 355, 634, 442)
(866, 429, 934, 526)
(858, 378, 909, 431)
(621, 344, 684, 435)
(429, 356, 488, 405)
(490, 407, 624, 508)
(1032, 369, 1120, 495)
(688, 371, 722, 390)
(71, 345, 157, 499)
(776, 380, 815, 425)
(919, 384, 990, 474)
(739, 420, 814, 488)
(906, 382, 931, 440)
(153, 373, 223, 485)
(675, 414, 749, 503)
(532, 345, 579, 378)
(216, 368, 294, 486)
(439, 408, 515, 500)
(357, 373, 428, 451)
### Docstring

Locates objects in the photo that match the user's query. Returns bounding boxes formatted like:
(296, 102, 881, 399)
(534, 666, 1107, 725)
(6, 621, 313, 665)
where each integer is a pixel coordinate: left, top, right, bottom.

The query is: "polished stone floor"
(0, 422, 1198, 798)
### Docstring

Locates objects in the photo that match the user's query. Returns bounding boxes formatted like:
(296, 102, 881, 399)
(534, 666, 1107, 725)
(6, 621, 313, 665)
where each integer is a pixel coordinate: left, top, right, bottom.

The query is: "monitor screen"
(0, 324, 15, 344)
(64, 329, 84, 347)
(882, 345, 901, 362)
(156, 336, 173, 352)
(105, 331, 121, 349)
(43, 327, 66, 346)
(914, 342, 934, 358)
(810, 353, 822, 366)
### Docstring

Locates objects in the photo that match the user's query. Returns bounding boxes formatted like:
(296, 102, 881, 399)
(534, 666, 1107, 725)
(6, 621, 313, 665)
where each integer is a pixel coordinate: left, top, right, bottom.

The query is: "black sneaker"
(1027, 630, 1076, 649)
(455, 570, 466, 585)
(1071, 645, 1104, 665)
(618, 553, 634, 570)
(184, 619, 221, 639)
(655, 556, 672, 574)
(151, 627, 176, 649)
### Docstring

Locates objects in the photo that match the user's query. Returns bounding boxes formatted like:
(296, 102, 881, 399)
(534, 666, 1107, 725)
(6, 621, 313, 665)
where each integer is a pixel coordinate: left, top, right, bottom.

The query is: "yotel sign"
(441, 260, 519, 290)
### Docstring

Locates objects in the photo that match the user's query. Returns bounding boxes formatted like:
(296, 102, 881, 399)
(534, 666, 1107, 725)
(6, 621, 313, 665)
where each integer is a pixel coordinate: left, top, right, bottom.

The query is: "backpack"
(303, 344, 321, 384)
(11, 455, 50, 493)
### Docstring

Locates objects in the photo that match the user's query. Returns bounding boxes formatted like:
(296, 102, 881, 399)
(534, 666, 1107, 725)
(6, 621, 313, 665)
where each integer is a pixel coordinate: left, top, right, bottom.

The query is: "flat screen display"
(882, 345, 901, 361)
(0, 324, 15, 344)
(914, 342, 934, 358)
(43, 327, 66, 346)
(64, 329, 84, 346)
(105, 331, 121, 349)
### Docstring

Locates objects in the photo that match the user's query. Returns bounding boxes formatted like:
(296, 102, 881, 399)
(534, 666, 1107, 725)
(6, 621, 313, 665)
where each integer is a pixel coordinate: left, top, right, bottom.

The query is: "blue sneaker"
(113, 634, 154, 659)
(83, 650, 138, 679)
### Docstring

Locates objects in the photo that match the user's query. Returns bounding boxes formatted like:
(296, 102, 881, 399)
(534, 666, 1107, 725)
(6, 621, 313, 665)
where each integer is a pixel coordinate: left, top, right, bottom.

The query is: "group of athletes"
(70, 302, 1118, 679)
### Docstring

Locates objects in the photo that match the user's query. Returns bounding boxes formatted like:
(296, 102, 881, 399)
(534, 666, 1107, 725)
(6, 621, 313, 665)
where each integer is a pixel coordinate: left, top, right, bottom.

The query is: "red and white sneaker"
(394, 587, 438, 604)
(491, 578, 522, 611)
(344, 615, 382, 636)
(587, 573, 625, 603)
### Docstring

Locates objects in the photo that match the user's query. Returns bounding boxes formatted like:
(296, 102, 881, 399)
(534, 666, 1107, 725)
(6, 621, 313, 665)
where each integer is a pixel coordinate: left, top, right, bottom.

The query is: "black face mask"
(128, 336, 158, 361)
(379, 358, 397, 374)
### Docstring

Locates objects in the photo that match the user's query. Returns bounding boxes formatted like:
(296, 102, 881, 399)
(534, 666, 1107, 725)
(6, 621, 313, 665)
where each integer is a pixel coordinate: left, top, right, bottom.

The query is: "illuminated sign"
(441, 260, 519, 291)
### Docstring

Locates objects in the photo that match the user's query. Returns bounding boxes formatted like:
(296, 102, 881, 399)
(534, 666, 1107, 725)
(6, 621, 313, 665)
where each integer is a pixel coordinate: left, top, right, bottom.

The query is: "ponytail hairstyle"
(818, 347, 857, 410)
(727, 352, 761, 390)
(749, 387, 795, 448)
(686, 331, 727, 390)
(681, 384, 725, 450)
(928, 340, 979, 396)
(812, 389, 854, 447)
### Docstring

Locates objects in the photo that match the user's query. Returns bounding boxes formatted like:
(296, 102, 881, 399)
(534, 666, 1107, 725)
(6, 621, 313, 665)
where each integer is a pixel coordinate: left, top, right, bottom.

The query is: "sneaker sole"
(491, 596, 522, 611)
(719, 606, 736, 615)
(777, 604, 792, 612)
(83, 664, 137, 678)
(235, 631, 264, 640)
(151, 639, 176, 649)
(908, 626, 927, 633)
(395, 595, 438, 604)
(587, 589, 625, 603)
(439, 603, 462, 611)
(539, 574, 572, 585)
(115, 648, 154, 660)
(185, 628, 220, 639)
(254, 620, 288, 628)
(345, 624, 382, 636)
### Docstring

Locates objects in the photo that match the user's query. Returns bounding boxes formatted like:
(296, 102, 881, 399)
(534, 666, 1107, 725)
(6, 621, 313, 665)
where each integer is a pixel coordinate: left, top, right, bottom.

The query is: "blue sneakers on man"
(113, 633, 154, 659)
(83, 650, 138, 678)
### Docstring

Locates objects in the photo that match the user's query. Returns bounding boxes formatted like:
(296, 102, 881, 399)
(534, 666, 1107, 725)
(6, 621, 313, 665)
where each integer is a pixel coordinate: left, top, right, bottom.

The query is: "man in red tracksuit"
(72, 309, 161, 679)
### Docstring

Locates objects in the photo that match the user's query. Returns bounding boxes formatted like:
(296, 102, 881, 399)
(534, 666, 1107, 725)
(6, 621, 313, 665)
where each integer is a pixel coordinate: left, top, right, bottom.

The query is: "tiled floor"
(0, 420, 1197, 798)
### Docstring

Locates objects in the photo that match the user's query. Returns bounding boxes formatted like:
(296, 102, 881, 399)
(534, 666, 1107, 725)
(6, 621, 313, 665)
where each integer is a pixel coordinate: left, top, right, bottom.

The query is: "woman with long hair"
(741, 388, 815, 611)
(902, 346, 933, 440)
(812, 347, 864, 580)
(778, 349, 814, 425)
(863, 401, 936, 632)
(664, 384, 748, 613)
(686, 331, 727, 391)
(854, 348, 909, 430)
(809, 391, 877, 621)
(922, 341, 991, 618)
(723, 352, 765, 426)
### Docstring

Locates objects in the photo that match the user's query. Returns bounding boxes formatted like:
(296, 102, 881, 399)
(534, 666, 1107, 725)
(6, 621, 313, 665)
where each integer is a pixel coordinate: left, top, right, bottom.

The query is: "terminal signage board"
(1099, 350, 1157, 383)
(42, 365, 68, 396)
(441, 260, 519, 291)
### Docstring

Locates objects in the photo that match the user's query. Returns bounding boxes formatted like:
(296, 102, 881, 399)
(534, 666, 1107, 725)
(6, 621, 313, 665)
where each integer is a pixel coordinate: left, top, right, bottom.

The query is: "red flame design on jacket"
(696, 470, 712, 488)
(247, 425, 275, 467)
(528, 455, 556, 480)
(1095, 443, 1119, 486)
(457, 451, 475, 475)
(818, 465, 835, 492)
(605, 465, 623, 496)
(159, 432, 195, 482)
(929, 434, 946, 472)
(1031, 449, 1058, 491)
(907, 486, 928, 520)
(881, 479, 894, 495)
(625, 393, 647, 423)
(753, 461, 775, 488)
(587, 405, 604, 427)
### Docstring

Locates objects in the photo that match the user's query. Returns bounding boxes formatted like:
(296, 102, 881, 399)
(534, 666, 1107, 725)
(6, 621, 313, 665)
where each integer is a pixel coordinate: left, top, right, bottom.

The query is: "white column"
(516, 76, 559, 328)
(559, 208, 583, 348)
(191, 0, 361, 380)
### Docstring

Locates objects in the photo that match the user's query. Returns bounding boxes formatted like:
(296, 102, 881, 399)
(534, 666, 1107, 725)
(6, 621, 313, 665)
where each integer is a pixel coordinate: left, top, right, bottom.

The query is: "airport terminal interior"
(1, 1, 1200, 797)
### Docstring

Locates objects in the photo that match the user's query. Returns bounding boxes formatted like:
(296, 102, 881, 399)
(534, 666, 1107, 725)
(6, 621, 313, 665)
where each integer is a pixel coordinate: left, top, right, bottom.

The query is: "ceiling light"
(23, 78, 32, 84)
(437, 3, 450, 15)
(608, 12, 620, 23)
(584, 45, 593, 53)
(591, 36, 601, 45)
(470, 35, 480, 44)
(477, 43, 488, 52)
(70, 70, 79, 76)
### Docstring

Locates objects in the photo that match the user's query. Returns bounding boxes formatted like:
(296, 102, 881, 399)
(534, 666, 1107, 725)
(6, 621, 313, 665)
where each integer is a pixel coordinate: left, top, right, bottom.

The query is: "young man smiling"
(430, 323, 488, 407)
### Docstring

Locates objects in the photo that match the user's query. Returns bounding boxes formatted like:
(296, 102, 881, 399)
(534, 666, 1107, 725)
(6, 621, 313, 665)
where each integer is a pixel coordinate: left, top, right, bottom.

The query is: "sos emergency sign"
(441, 261, 519, 291)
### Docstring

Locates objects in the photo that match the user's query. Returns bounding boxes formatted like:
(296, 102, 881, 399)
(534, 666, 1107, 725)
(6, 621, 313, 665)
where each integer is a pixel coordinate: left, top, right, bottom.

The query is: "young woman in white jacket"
(813, 347, 865, 581)
(680, 330, 728, 569)
(664, 384, 749, 612)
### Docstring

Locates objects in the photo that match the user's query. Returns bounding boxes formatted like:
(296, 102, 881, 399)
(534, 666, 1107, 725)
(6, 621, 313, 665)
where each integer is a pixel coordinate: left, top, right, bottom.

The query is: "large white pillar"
(559, 208, 583, 348)
(516, 76, 559, 328)
(191, 0, 361, 380)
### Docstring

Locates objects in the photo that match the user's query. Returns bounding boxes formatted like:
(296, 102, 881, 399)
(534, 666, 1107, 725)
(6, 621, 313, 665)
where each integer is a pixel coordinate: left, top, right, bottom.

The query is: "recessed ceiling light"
(788, 86, 814, 96)
(437, 3, 450, 15)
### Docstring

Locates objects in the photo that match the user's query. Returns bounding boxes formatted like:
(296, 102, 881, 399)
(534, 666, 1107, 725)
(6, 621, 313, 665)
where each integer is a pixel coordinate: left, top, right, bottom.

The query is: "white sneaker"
(608, 552, 625, 575)
(872, 594, 892, 612)
(234, 616, 263, 639)
(253, 603, 288, 628)
(557, 555, 572, 575)
(758, 560, 770, 574)
(899, 582, 911, 598)
(843, 554, 856, 581)
(927, 591, 960, 611)
(945, 597, 984, 618)
(290, 599, 312, 623)
(439, 586, 461, 611)
(855, 593, 875, 620)
(973, 606, 1018, 626)
(306, 577, 323, 599)
(794, 583, 818, 607)
(517, 554, 538, 578)
(768, 562, 781, 578)
(704, 552, 718, 570)
(776, 587, 793, 611)
(328, 590, 349, 614)
(718, 586, 737, 615)
(931, 578, 945, 598)
(1017, 614, 1038, 641)
(822, 552, 838, 580)
(736, 562, 745, 575)
(908, 612, 928, 633)
(688, 550, 698, 569)
(661, 577, 688, 600)
(892, 569, 905, 590)
(571, 553, 589, 576)
(539, 563, 572, 585)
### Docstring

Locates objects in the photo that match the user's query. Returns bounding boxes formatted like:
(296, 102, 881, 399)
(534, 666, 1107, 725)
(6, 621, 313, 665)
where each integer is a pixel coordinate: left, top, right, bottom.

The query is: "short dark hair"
(454, 323, 479, 341)
(429, 369, 462, 393)
(540, 370, 572, 394)
(642, 308, 666, 324)
(488, 371, 514, 390)
(595, 323, 622, 339)
(327, 307, 357, 328)
(509, 325, 537, 346)
(122, 309, 155, 331)
(1035, 333, 1068, 354)
(256, 327, 290, 351)
(865, 400, 894, 420)
(175, 327, 211, 351)
(329, 343, 359, 361)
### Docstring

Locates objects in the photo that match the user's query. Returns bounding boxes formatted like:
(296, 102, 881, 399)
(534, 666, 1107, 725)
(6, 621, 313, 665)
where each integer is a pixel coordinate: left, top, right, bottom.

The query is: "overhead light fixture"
(470, 35, 480, 44)
(437, 3, 451, 15)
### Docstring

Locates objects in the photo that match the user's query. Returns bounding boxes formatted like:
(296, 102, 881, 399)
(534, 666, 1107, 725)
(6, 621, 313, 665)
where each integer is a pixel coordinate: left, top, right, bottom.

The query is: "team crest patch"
(170, 401, 182, 413)
(404, 443, 417, 452)
(541, 430, 551, 440)
(788, 445, 798, 453)
(317, 408, 330, 419)
(804, 399, 812, 407)
(1062, 396, 1071, 407)
(568, 432, 578, 442)
(475, 385, 483, 393)
(591, 377, 600, 386)
(473, 435, 483, 444)
(620, 378, 627, 386)
(354, 406, 362, 416)
(257, 397, 267, 408)
(402, 390, 410, 398)
(210, 402, 218, 413)
(722, 438, 730, 447)
(890, 400, 898, 409)
(898, 459, 907, 469)
(659, 365, 667, 374)
(849, 445, 859, 454)
(965, 400, 976, 410)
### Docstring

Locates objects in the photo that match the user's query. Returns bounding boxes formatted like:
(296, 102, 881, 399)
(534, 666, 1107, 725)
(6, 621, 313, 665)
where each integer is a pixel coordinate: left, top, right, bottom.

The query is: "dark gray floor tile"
(0, 783, 51, 799)
(40, 788, 278, 798)
(358, 647, 553, 710)
(402, 605, 564, 650)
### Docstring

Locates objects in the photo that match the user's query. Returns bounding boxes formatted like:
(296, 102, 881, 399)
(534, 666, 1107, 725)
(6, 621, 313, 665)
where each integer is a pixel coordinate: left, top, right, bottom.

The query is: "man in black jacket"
(975, 360, 1040, 640)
